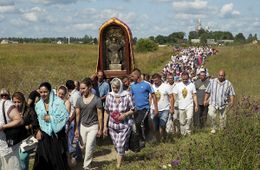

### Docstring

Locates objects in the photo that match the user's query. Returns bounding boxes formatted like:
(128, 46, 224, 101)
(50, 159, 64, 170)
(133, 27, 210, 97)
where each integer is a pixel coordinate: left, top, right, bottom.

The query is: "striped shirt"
(205, 78, 235, 109)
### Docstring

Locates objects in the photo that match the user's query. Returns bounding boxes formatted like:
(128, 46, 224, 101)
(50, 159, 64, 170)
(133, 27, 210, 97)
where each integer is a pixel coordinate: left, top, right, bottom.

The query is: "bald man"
(204, 69, 235, 134)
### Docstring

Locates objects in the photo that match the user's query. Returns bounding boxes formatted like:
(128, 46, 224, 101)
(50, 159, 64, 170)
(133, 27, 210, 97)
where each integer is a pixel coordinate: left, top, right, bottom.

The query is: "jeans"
(19, 149, 30, 170)
(194, 105, 208, 129)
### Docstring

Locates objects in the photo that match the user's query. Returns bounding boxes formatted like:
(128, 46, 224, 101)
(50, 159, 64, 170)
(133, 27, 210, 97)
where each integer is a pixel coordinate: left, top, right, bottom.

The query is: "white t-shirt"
(0, 100, 14, 156)
(69, 89, 81, 116)
(168, 83, 179, 107)
(151, 83, 172, 111)
(172, 81, 196, 109)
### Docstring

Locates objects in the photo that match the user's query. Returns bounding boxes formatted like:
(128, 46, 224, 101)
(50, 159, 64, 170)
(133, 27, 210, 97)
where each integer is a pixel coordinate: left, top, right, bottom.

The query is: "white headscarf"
(109, 78, 129, 97)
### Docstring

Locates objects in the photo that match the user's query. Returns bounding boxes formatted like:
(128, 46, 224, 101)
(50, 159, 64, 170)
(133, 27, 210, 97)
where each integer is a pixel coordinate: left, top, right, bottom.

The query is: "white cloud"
(172, 0, 208, 11)
(253, 19, 260, 27)
(72, 23, 96, 31)
(30, 0, 95, 5)
(232, 10, 240, 16)
(175, 13, 206, 20)
(23, 12, 38, 22)
(155, 0, 172, 2)
(97, 9, 121, 20)
(220, 3, 240, 17)
(21, 7, 46, 22)
(78, 8, 97, 15)
(0, 3, 15, 13)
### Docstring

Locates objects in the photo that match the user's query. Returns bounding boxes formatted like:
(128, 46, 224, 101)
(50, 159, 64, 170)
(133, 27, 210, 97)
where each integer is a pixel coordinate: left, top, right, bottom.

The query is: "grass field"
(205, 44, 260, 100)
(0, 43, 259, 169)
(0, 43, 172, 96)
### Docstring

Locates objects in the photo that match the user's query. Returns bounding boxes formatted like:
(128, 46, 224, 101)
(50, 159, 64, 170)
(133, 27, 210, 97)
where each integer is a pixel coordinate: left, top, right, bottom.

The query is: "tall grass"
(205, 44, 260, 100)
(0, 44, 172, 96)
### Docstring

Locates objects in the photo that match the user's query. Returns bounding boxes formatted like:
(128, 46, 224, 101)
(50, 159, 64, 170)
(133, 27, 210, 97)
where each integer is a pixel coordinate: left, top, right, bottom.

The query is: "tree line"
(1, 30, 258, 49)
(0, 35, 97, 44)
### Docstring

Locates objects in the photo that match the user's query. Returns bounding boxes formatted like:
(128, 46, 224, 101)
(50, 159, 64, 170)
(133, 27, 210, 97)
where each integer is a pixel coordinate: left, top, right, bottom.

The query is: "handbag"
(20, 135, 38, 152)
(128, 120, 141, 152)
(2, 101, 27, 147)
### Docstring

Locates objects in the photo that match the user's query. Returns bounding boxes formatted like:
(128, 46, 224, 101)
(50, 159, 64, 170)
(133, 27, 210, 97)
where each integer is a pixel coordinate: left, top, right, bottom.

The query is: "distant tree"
(200, 33, 209, 45)
(253, 34, 258, 41)
(155, 35, 167, 44)
(247, 33, 254, 43)
(93, 38, 98, 44)
(133, 37, 138, 44)
(234, 33, 246, 43)
(149, 36, 155, 42)
(82, 35, 93, 44)
(136, 38, 158, 52)
(188, 31, 199, 40)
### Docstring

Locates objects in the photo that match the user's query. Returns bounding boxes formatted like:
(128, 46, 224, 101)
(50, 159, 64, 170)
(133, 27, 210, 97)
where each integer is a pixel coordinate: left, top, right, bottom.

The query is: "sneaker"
(210, 129, 216, 134)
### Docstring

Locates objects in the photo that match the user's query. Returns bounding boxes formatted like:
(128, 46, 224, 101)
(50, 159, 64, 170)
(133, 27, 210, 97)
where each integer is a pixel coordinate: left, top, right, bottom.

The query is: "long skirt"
(108, 120, 132, 156)
(33, 128, 70, 170)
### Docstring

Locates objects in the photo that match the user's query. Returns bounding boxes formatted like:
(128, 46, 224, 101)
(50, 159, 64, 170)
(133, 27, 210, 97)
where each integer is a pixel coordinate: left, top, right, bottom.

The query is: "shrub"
(136, 38, 158, 52)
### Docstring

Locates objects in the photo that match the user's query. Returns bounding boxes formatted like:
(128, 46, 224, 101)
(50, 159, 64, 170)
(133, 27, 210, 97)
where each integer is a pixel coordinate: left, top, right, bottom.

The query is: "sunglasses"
(0, 94, 9, 97)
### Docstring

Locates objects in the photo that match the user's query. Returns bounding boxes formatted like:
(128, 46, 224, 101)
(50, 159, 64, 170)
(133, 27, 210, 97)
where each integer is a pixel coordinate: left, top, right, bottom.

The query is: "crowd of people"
(0, 46, 235, 170)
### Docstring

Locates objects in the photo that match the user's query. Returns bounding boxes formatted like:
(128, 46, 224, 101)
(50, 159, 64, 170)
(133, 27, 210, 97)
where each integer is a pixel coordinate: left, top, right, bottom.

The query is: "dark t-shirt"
(76, 95, 102, 127)
(195, 79, 210, 105)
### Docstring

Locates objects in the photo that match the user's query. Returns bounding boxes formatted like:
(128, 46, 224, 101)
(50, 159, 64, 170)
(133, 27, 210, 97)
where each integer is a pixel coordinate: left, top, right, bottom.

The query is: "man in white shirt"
(151, 73, 174, 141)
(173, 72, 198, 135)
(166, 74, 179, 134)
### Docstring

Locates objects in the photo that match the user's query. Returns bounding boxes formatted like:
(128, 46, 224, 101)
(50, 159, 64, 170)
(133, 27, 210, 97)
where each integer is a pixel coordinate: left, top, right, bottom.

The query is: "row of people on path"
(0, 47, 235, 170)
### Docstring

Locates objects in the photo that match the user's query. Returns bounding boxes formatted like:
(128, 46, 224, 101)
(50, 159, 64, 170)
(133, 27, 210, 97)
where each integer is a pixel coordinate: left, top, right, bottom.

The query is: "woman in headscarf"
(103, 78, 135, 168)
(33, 82, 70, 170)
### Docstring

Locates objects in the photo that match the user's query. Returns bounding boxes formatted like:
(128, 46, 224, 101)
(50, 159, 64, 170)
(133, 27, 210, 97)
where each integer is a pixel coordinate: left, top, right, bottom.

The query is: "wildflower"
(171, 159, 180, 167)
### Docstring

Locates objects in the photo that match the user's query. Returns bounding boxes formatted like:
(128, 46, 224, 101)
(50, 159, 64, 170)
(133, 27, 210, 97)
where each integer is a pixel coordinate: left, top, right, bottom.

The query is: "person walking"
(130, 68, 158, 147)
(103, 78, 135, 168)
(173, 72, 198, 135)
(151, 73, 174, 141)
(74, 78, 103, 170)
(12, 92, 39, 170)
(204, 69, 235, 134)
(194, 71, 210, 129)
(33, 82, 69, 170)
(0, 96, 23, 170)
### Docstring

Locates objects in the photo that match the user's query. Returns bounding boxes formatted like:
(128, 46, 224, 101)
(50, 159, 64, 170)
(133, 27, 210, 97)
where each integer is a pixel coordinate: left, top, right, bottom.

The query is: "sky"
(0, 0, 259, 39)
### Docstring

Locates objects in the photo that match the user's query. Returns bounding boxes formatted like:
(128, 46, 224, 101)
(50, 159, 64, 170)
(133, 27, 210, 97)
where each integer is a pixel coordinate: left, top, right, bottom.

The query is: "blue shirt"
(130, 81, 154, 110)
(98, 80, 110, 98)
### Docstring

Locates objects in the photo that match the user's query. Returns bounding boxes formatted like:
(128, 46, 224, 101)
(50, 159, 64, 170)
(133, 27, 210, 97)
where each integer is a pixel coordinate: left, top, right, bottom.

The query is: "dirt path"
(71, 144, 118, 170)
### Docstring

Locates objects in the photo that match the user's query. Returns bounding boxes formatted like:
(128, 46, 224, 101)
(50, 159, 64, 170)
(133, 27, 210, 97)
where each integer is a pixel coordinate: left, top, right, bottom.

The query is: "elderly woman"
(33, 82, 69, 170)
(103, 78, 135, 168)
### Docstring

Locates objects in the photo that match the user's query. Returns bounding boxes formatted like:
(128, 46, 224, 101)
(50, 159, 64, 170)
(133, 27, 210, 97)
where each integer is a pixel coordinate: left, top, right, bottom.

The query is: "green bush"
(136, 38, 158, 52)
